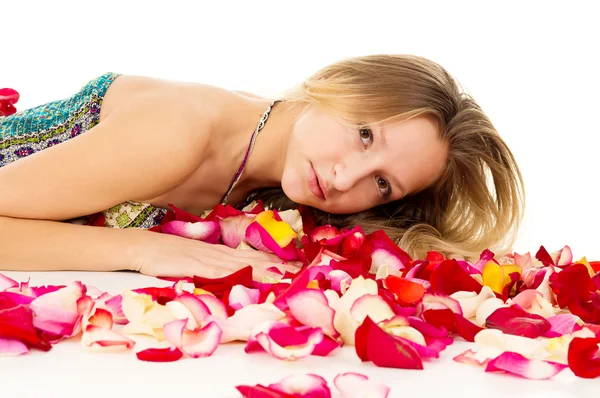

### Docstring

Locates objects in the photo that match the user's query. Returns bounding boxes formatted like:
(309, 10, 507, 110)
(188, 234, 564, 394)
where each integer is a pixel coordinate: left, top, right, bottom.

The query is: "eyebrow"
(379, 126, 406, 197)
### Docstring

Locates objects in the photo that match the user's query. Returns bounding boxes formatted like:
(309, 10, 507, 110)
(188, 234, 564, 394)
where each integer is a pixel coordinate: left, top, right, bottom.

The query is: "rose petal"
(328, 270, 352, 294)
(485, 351, 567, 380)
(195, 293, 229, 321)
(450, 286, 496, 319)
(485, 306, 551, 338)
(568, 337, 600, 378)
(121, 290, 176, 339)
(430, 259, 483, 295)
(355, 316, 423, 370)
(311, 334, 342, 356)
(482, 261, 521, 295)
(30, 282, 86, 337)
(269, 374, 331, 398)
(474, 328, 550, 359)
(453, 349, 497, 367)
(221, 302, 285, 343)
(163, 319, 222, 358)
(422, 309, 483, 342)
(369, 230, 412, 274)
(219, 214, 256, 248)
(0, 337, 29, 356)
(333, 372, 389, 398)
(0, 273, 18, 291)
(161, 220, 221, 243)
(549, 263, 595, 308)
(103, 295, 127, 324)
(136, 347, 184, 362)
(288, 289, 338, 338)
(254, 324, 324, 361)
(544, 314, 583, 337)
(350, 294, 395, 324)
(81, 325, 135, 351)
(235, 385, 291, 398)
(384, 275, 426, 306)
(475, 298, 507, 327)
(333, 276, 378, 346)
(229, 285, 261, 310)
(88, 308, 113, 329)
(193, 266, 254, 299)
(420, 292, 463, 315)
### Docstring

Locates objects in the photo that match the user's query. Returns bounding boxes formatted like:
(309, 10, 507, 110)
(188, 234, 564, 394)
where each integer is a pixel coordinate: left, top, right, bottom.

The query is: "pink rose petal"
(161, 220, 221, 243)
(0, 273, 18, 291)
(136, 347, 184, 362)
(0, 337, 29, 356)
(30, 282, 86, 338)
(544, 314, 582, 337)
(163, 319, 222, 358)
(311, 334, 342, 356)
(229, 285, 260, 310)
(269, 374, 331, 398)
(334, 372, 390, 398)
(236, 385, 292, 398)
(81, 325, 135, 351)
(167, 292, 211, 329)
(485, 351, 568, 380)
(103, 294, 128, 325)
(453, 349, 493, 367)
(196, 294, 229, 321)
(219, 214, 255, 248)
(249, 322, 324, 361)
(287, 289, 338, 338)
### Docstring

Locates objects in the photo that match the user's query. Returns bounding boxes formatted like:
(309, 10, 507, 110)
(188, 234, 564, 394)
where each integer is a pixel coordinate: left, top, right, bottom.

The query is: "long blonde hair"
(246, 54, 525, 262)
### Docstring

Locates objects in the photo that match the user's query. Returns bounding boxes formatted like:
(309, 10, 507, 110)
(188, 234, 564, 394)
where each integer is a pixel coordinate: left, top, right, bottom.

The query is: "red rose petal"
(136, 347, 184, 362)
(568, 337, 600, 378)
(429, 259, 483, 295)
(384, 275, 426, 306)
(549, 263, 595, 308)
(422, 309, 482, 342)
(485, 306, 551, 338)
(355, 316, 423, 370)
(193, 266, 254, 299)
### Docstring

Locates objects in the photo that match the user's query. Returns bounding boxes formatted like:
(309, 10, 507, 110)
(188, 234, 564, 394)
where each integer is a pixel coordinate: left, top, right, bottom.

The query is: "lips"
(308, 164, 326, 200)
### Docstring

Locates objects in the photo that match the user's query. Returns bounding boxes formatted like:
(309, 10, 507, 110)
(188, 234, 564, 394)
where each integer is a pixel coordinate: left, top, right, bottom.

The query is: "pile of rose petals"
(2, 201, 600, 397)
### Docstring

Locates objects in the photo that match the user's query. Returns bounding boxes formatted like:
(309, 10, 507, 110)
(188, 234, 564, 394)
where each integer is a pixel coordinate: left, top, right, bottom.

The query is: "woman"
(0, 54, 525, 279)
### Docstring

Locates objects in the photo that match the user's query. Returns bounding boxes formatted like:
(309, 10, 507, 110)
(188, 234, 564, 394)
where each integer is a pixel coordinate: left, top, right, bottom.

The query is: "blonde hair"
(247, 54, 525, 262)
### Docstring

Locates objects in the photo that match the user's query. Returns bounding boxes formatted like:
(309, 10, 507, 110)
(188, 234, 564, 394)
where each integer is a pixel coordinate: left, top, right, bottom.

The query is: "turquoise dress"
(0, 73, 167, 228)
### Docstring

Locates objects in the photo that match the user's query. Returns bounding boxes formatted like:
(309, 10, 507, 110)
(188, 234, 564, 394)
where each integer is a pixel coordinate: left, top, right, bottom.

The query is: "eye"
(358, 128, 373, 148)
(376, 176, 392, 198)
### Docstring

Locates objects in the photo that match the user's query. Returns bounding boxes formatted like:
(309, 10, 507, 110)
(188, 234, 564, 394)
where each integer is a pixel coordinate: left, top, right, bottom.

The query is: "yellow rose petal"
(256, 210, 298, 247)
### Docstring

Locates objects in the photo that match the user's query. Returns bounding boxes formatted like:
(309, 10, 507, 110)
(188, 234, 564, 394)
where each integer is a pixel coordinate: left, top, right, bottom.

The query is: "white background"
(1, 3, 600, 396)
(3, 0, 599, 260)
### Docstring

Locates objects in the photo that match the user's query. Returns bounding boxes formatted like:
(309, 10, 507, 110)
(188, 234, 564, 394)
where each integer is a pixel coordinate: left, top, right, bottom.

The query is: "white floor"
(1, 271, 597, 398)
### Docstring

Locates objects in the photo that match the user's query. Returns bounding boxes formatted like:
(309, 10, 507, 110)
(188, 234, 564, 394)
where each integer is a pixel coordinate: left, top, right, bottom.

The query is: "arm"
(0, 94, 206, 272)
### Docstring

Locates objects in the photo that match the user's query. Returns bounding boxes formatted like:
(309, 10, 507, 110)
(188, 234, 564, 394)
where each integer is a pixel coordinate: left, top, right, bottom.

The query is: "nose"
(332, 156, 372, 193)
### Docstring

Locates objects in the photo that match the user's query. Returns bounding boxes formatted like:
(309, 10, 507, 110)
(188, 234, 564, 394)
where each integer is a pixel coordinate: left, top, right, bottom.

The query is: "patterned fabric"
(0, 72, 167, 228)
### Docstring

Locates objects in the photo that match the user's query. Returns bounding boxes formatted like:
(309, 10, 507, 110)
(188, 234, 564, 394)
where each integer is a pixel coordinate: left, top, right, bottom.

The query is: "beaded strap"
(220, 100, 280, 205)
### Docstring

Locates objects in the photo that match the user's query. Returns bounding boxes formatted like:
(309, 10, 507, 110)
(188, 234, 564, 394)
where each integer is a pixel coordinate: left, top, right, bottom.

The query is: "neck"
(218, 95, 306, 201)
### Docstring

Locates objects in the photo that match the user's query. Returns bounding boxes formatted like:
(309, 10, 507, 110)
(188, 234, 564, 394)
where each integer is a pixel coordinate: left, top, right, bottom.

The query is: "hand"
(134, 231, 302, 280)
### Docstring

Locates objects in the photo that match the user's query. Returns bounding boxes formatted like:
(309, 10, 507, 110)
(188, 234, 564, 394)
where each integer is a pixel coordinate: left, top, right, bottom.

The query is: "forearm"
(0, 216, 149, 272)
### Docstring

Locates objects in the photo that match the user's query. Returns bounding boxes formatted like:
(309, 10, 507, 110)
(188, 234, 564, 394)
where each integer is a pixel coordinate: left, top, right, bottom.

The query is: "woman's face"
(281, 105, 449, 214)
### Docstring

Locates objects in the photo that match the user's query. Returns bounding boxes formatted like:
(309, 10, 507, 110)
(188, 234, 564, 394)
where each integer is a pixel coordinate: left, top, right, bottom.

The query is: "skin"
(0, 74, 449, 278)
